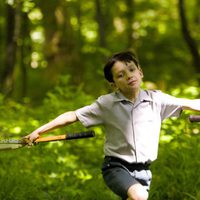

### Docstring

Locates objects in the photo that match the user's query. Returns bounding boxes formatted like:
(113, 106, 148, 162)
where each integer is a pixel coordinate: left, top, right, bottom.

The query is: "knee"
(127, 183, 148, 200)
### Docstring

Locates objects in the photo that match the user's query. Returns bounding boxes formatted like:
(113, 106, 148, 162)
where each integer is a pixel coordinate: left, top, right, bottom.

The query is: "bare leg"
(126, 183, 148, 200)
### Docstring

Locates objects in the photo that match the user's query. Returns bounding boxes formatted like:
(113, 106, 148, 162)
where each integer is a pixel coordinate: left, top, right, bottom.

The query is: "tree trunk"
(36, 1, 83, 86)
(20, 12, 30, 98)
(0, 1, 21, 95)
(125, 0, 135, 49)
(178, 0, 200, 84)
(95, 0, 106, 48)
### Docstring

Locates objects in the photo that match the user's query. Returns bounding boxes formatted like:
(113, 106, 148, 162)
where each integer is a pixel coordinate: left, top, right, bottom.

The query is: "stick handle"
(189, 115, 200, 122)
(34, 130, 95, 143)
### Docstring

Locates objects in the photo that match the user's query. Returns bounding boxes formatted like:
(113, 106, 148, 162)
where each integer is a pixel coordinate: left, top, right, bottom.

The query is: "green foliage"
(0, 0, 199, 198)
(0, 79, 118, 199)
(150, 135, 200, 200)
(149, 85, 200, 200)
(0, 82, 200, 199)
(1, 0, 199, 100)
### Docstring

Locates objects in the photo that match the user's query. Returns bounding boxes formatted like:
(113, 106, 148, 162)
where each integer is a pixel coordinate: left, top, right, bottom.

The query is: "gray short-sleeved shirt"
(75, 90, 183, 163)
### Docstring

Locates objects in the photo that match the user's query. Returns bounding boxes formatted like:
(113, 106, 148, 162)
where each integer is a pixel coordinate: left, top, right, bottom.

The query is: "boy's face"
(111, 61, 143, 95)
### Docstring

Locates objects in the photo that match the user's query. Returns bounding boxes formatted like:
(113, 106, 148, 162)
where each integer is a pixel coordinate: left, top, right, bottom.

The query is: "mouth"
(128, 79, 137, 86)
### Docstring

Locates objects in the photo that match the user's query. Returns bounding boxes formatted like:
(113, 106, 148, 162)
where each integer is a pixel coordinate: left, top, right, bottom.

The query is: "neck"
(123, 89, 140, 102)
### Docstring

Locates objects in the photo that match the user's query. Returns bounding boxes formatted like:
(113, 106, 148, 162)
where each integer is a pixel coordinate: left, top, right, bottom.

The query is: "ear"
(139, 67, 144, 78)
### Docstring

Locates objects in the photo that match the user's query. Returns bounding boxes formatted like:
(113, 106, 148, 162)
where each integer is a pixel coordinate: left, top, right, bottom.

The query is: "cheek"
(113, 80, 121, 88)
(116, 81, 126, 90)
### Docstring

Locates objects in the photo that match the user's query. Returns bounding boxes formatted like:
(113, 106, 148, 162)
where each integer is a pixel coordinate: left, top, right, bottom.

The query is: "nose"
(126, 70, 133, 80)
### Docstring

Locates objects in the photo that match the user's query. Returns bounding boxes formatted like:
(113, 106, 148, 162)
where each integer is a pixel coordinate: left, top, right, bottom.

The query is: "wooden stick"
(34, 131, 95, 144)
(35, 135, 66, 143)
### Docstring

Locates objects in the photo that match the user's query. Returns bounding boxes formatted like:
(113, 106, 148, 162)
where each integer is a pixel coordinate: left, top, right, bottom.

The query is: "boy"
(25, 51, 200, 200)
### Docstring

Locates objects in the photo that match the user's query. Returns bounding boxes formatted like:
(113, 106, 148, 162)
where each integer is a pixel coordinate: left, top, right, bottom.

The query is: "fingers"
(22, 135, 31, 144)
(23, 132, 40, 146)
(22, 135, 34, 146)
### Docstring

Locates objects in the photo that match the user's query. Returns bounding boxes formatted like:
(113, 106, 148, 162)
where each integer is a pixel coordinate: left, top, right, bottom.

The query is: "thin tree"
(0, 1, 22, 96)
(95, 0, 106, 48)
(178, 0, 200, 84)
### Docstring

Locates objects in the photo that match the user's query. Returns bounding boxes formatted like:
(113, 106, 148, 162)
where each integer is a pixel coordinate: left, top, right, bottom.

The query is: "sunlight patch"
(73, 170, 92, 182)
(10, 126, 22, 134)
(160, 135, 173, 143)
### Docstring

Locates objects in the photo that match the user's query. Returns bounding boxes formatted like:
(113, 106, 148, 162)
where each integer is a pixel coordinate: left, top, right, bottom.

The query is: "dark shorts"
(101, 156, 152, 200)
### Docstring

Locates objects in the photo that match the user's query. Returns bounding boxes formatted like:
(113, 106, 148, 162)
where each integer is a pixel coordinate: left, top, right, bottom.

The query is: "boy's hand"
(24, 131, 40, 145)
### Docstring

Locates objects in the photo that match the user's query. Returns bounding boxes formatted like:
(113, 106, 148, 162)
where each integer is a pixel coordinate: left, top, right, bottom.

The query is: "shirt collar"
(113, 89, 153, 103)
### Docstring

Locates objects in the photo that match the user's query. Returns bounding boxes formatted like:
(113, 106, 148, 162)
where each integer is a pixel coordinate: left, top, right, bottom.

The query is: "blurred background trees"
(0, 0, 199, 102)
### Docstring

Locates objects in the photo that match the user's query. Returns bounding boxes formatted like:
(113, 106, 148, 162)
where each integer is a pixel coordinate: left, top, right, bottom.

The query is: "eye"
(129, 66, 136, 72)
(117, 73, 124, 78)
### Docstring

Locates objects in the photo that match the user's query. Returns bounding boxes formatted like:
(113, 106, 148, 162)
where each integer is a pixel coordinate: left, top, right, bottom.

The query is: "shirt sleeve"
(157, 91, 183, 121)
(75, 100, 103, 128)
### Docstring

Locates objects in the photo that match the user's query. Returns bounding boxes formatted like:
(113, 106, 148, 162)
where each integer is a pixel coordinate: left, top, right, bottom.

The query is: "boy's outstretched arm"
(182, 99, 200, 111)
(25, 111, 78, 144)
